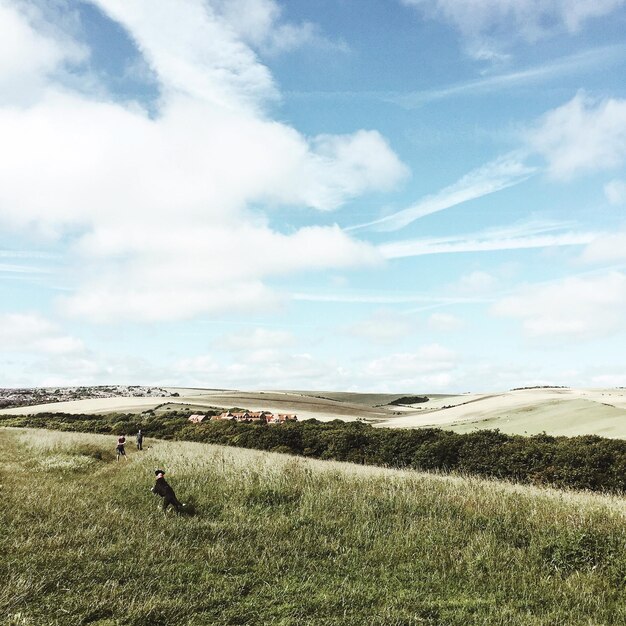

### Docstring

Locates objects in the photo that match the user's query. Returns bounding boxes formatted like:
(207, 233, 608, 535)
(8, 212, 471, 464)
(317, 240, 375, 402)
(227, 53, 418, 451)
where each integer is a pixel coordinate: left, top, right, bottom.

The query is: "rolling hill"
(1, 386, 626, 437)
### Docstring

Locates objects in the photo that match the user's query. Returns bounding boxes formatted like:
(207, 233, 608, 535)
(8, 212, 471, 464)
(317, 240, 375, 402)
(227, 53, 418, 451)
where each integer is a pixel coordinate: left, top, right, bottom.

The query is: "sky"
(1, 0, 626, 393)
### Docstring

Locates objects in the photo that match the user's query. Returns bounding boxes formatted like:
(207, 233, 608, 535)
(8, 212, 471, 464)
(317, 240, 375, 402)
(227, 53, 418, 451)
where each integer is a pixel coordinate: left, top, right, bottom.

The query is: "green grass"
(2, 428, 626, 625)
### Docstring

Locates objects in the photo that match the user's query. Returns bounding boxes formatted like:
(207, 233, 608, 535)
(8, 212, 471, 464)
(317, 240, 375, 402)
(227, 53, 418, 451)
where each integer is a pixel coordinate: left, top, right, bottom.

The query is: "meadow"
(2, 427, 626, 625)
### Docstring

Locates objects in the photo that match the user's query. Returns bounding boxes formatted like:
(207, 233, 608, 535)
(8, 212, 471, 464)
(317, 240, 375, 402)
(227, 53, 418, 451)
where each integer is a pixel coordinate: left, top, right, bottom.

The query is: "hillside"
(2, 427, 626, 625)
(2, 386, 626, 438)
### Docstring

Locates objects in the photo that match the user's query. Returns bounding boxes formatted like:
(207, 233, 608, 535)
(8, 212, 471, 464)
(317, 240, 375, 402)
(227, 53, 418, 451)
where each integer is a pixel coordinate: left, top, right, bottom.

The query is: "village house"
(267, 413, 298, 424)
(188, 414, 207, 423)
(206, 410, 298, 424)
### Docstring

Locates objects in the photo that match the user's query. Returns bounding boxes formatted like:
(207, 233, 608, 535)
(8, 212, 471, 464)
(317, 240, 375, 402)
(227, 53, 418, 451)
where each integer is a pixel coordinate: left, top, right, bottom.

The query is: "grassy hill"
(2, 428, 626, 625)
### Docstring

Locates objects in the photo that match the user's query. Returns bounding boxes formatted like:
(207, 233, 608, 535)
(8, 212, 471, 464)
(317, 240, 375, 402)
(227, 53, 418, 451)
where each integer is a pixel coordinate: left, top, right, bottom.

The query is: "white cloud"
(580, 231, 626, 264)
(527, 93, 626, 179)
(346, 309, 418, 344)
(90, 0, 276, 110)
(0, 262, 52, 275)
(349, 152, 534, 232)
(212, 0, 347, 56)
(173, 350, 350, 390)
(0, 0, 86, 105)
(391, 45, 626, 107)
(605, 179, 626, 205)
(402, 0, 626, 58)
(291, 291, 470, 305)
(363, 345, 457, 391)
(366, 344, 457, 376)
(379, 220, 596, 258)
(215, 327, 295, 351)
(492, 271, 626, 340)
(0, 312, 84, 354)
(590, 373, 626, 387)
(456, 270, 498, 295)
(60, 225, 380, 322)
(428, 312, 465, 332)
(171, 343, 459, 392)
(0, 1, 406, 323)
(28, 353, 169, 387)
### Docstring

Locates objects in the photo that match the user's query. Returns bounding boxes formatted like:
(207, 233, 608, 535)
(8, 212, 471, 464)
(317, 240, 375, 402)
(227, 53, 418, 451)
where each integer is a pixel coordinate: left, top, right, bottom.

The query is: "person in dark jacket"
(136, 430, 144, 451)
(151, 469, 184, 513)
(116, 434, 127, 461)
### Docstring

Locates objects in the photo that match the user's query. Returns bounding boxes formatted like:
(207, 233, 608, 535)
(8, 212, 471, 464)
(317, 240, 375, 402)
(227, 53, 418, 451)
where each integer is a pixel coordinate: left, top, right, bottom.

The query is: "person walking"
(116, 434, 127, 461)
(136, 429, 144, 451)
(151, 469, 185, 513)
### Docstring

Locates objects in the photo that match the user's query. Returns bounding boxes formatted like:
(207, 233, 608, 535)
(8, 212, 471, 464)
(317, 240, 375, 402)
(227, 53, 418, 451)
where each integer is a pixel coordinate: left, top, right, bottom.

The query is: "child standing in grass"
(116, 434, 127, 461)
(151, 469, 184, 513)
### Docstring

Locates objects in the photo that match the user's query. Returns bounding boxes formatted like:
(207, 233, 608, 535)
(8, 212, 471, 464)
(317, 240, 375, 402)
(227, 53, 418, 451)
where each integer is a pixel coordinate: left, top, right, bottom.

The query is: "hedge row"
(3, 410, 626, 493)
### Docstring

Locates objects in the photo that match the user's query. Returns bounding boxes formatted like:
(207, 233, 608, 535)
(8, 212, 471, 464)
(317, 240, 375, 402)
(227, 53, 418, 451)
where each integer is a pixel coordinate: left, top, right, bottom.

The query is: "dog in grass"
(151, 469, 185, 513)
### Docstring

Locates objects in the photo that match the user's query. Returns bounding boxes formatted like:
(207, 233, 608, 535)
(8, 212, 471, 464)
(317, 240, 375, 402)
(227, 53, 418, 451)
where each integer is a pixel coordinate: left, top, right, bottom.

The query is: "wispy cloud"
(401, 0, 626, 60)
(347, 153, 535, 233)
(379, 221, 597, 259)
(286, 45, 626, 106)
(290, 292, 479, 305)
(390, 45, 626, 107)
(0, 250, 59, 259)
(0, 263, 54, 274)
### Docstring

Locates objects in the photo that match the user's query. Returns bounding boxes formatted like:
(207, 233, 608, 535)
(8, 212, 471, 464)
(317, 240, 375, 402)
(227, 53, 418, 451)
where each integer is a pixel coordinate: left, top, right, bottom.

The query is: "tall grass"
(2, 427, 626, 625)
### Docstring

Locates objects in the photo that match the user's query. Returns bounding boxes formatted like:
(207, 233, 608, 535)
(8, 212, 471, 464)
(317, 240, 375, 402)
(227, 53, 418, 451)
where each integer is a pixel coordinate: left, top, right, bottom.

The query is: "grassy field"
(2, 428, 626, 625)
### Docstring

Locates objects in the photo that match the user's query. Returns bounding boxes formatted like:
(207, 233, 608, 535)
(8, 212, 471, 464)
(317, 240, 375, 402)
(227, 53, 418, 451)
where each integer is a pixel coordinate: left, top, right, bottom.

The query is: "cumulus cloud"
(492, 271, 626, 341)
(90, 0, 276, 109)
(402, 0, 625, 58)
(527, 93, 626, 179)
(0, 1, 405, 323)
(0, 0, 86, 105)
(212, 0, 347, 56)
(0, 312, 84, 354)
(60, 225, 380, 322)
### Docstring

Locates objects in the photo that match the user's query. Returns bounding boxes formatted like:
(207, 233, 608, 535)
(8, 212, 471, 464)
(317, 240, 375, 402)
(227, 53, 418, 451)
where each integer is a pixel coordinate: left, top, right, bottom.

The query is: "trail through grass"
(2, 428, 626, 625)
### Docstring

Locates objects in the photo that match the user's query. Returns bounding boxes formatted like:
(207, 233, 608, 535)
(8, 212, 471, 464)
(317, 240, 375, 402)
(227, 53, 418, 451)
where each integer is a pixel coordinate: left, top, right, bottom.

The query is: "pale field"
(2, 386, 626, 437)
(378, 387, 626, 437)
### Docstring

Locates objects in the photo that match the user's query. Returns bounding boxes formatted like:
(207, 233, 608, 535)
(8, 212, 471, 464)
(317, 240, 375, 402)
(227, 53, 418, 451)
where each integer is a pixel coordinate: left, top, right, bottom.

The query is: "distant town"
(0, 386, 178, 410)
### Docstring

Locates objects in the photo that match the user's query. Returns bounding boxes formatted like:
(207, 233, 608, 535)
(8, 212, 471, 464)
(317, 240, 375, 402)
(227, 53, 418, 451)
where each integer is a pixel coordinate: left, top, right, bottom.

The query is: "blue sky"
(1, 0, 626, 392)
